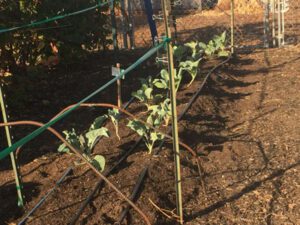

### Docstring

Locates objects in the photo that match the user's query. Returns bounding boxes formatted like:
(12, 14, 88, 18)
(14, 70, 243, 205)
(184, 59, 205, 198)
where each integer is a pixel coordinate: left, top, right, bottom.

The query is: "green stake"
(0, 85, 24, 207)
(161, 0, 183, 224)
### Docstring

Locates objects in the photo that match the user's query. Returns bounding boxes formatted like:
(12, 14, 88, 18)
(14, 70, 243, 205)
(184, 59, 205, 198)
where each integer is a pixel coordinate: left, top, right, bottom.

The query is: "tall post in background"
(0, 85, 24, 207)
(277, 0, 282, 47)
(128, 0, 135, 49)
(144, 0, 158, 44)
(230, 0, 235, 54)
(120, 0, 128, 49)
(110, 0, 118, 51)
(272, 0, 276, 46)
(161, 0, 183, 224)
(264, 0, 270, 48)
(282, 0, 285, 45)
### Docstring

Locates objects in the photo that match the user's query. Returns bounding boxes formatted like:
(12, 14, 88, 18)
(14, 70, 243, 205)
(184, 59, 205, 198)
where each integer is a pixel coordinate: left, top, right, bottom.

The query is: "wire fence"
(114, 0, 300, 51)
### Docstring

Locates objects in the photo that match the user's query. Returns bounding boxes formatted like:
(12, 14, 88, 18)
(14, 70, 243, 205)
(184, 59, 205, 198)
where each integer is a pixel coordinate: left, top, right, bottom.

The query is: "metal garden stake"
(117, 63, 122, 107)
(0, 84, 24, 207)
(161, 0, 183, 223)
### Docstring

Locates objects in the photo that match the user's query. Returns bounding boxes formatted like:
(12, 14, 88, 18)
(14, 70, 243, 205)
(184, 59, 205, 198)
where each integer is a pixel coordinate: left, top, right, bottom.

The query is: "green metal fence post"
(161, 0, 183, 224)
(0, 84, 24, 207)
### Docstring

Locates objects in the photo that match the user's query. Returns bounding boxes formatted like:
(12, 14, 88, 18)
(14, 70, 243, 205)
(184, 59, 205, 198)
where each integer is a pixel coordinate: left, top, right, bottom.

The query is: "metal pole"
(161, 0, 183, 224)
(0, 84, 24, 207)
(264, 0, 270, 48)
(282, 0, 285, 45)
(230, 0, 235, 54)
(277, 0, 282, 47)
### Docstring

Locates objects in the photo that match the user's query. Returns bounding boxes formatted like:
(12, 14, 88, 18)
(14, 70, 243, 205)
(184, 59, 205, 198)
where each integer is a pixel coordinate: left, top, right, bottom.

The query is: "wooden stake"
(116, 63, 122, 108)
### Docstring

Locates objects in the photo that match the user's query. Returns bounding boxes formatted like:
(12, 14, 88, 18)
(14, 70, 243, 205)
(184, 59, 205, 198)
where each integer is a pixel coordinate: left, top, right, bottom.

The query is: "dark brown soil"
(1, 9, 300, 225)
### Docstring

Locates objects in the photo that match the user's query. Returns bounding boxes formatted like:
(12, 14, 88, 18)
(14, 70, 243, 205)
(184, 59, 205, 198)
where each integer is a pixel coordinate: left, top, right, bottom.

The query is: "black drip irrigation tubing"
(18, 69, 161, 225)
(18, 167, 73, 225)
(116, 167, 148, 224)
(68, 72, 164, 225)
(69, 56, 232, 224)
(68, 134, 144, 224)
(115, 56, 232, 224)
(17, 97, 135, 225)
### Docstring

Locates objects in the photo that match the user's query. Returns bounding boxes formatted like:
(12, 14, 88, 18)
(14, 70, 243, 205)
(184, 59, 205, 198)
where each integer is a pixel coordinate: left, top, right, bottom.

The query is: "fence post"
(230, 0, 235, 54)
(264, 0, 270, 48)
(282, 0, 285, 45)
(110, 0, 118, 51)
(127, 0, 135, 49)
(161, 0, 183, 224)
(0, 84, 24, 207)
(272, 0, 276, 46)
(120, 0, 128, 49)
(277, 0, 282, 47)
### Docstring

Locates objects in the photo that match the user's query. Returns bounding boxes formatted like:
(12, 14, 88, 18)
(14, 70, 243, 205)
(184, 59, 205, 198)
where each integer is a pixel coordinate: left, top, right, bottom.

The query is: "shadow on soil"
(185, 160, 300, 222)
(1, 181, 41, 224)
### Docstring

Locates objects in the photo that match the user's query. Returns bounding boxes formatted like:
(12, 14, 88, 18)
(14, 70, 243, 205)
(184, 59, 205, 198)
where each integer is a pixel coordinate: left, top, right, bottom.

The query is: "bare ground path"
(184, 46, 300, 224)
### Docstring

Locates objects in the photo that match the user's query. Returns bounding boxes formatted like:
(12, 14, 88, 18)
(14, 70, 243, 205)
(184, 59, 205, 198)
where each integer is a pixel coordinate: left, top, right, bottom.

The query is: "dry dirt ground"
(1, 44, 299, 225)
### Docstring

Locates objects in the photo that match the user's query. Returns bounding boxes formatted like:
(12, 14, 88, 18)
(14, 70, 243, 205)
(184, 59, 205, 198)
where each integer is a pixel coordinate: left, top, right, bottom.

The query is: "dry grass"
(217, 0, 263, 14)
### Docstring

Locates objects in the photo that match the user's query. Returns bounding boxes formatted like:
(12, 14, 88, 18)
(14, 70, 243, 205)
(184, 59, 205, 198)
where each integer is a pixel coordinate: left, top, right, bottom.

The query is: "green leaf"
(127, 120, 147, 136)
(89, 115, 108, 131)
(144, 88, 153, 100)
(92, 155, 105, 172)
(218, 50, 229, 57)
(58, 143, 70, 153)
(160, 69, 169, 81)
(108, 109, 120, 140)
(85, 127, 109, 149)
(145, 142, 154, 154)
(62, 129, 82, 150)
(173, 45, 188, 61)
(185, 41, 198, 58)
(146, 114, 155, 126)
(153, 79, 168, 89)
(150, 132, 159, 142)
(180, 59, 201, 86)
(132, 90, 144, 102)
(198, 42, 207, 50)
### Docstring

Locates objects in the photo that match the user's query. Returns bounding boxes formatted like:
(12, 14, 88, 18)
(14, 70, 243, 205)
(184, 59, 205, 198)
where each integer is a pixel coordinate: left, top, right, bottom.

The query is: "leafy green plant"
(132, 76, 154, 107)
(184, 41, 201, 59)
(148, 98, 172, 126)
(0, 0, 112, 75)
(58, 115, 109, 171)
(198, 31, 229, 57)
(108, 108, 121, 140)
(173, 45, 189, 62)
(179, 59, 201, 86)
(153, 69, 182, 92)
(127, 119, 164, 154)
